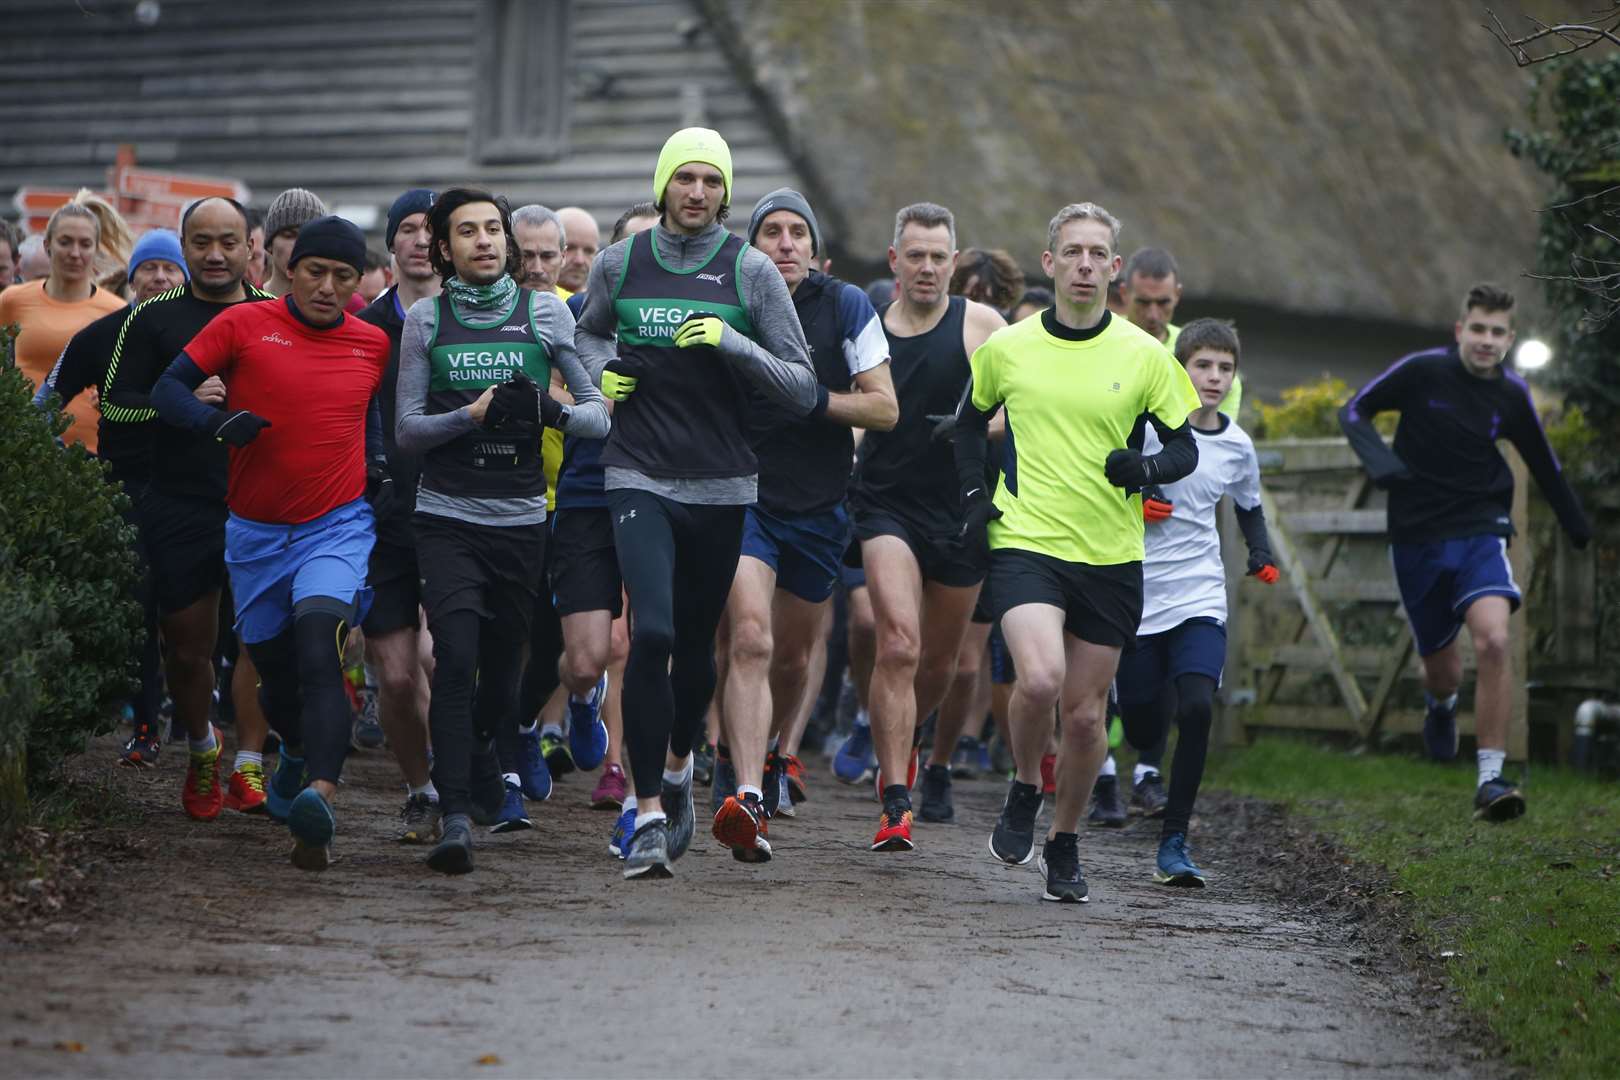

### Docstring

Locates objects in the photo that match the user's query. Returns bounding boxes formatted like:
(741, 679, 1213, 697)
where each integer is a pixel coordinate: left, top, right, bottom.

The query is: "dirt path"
(6, 734, 1484, 1079)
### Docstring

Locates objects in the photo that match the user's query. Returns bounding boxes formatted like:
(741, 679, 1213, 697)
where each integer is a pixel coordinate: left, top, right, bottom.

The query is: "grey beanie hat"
(748, 187, 820, 255)
(263, 187, 328, 240)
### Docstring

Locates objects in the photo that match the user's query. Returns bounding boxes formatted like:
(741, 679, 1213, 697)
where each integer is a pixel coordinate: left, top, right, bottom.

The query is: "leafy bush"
(0, 323, 142, 796)
(1252, 375, 1396, 440)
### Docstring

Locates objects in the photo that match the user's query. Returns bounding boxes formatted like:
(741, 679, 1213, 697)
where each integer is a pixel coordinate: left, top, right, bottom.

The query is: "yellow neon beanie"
(653, 127, 733, 208)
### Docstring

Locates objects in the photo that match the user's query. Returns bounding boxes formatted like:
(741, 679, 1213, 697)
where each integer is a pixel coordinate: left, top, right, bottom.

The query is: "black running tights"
(1119, 673, 1216, 837)
(609, 489, 743, 800)
(518, 587, 564, 728)
(246, 610, 351, 785)
(428, 607, 528, 816)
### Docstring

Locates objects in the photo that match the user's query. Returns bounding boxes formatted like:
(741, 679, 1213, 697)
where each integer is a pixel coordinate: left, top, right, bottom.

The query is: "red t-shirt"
(182, 297, 388, 524)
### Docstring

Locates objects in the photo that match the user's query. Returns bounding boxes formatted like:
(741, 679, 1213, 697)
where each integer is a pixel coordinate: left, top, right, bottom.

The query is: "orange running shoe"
(871, 801, 915, 852)
(182, 727, 225, 821)
(874, 747, 920, 801)
(784, 754, 808, 805)
(713, 792, 772, 863)
(1040, 752, 1057, 796)
(225, 761, 268, 814)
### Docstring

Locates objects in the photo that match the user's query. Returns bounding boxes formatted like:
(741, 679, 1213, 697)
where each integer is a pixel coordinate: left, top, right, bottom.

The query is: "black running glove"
(365, 456, 396, 518)
(960, 481, 1002, 545)
(1104, 447, 1157, 491)
(213, 410, 271, 447)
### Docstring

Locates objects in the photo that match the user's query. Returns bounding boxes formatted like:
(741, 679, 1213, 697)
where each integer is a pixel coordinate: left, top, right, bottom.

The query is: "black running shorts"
(548, 508, 623, 618)
(135, 486, 227, 616)
(989, 548, 1142, 649)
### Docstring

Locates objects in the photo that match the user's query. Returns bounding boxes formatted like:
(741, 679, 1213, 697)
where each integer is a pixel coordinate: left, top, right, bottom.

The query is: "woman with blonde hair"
(0, 201, 127, 450)
(70, 188, 136, 292)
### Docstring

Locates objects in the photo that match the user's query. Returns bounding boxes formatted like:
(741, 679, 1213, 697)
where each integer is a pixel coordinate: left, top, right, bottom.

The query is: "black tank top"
(854, 296, 969, 529)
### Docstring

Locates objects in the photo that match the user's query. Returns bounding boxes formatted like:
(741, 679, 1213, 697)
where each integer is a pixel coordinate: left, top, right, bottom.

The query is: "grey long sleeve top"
(396, 286, 609, 527)
(574, 219, 816, 505)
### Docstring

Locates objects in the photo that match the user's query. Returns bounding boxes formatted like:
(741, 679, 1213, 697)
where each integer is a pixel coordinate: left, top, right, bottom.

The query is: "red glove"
(1247, 551, 1279, 584)
(1142, 485, 1173, 524)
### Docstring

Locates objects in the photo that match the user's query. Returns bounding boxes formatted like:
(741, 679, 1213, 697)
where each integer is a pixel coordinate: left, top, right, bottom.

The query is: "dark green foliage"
(1506, 54, 1620, 485)
(0, 323, 142, 789)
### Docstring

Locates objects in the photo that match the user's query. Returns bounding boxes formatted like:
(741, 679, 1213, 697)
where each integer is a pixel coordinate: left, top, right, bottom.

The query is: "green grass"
(1206, 737, 1620, 1078)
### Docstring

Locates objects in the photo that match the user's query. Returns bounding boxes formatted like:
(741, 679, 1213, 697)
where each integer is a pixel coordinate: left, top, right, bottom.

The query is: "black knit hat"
(289, 215, 368, 274)
(386, 188, 436, 250)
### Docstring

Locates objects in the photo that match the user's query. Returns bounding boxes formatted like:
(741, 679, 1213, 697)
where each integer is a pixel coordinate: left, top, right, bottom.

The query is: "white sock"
(1426, 691, 1459, 714)
(1477, 748, 1506, 787)
(621, 794, 637, 814)
(1098, 754, 1116, 778)
(541, 722, 563, 738)
(233, 749, 263, 772)
(854, 708, 870, 729)
(363, 662, 380, 693)
(189, 729, 217, 754)
(1134, 762, 1160, 784)
(663, 757, 693, 787)
(518, 720, 538, 735)
(738, 784, 763, 802)
(634, 809, 667, 831)
(503, 772, 520, 787)
(409, 781, 439, 801)
(768, 735, 780, 751)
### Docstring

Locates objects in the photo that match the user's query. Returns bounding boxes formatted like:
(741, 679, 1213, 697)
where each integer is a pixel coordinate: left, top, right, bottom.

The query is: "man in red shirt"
(153, 215, 391, 872)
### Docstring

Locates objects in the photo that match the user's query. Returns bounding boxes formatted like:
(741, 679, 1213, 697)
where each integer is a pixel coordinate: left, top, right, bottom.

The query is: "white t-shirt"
(1138, 415, 1262, 636)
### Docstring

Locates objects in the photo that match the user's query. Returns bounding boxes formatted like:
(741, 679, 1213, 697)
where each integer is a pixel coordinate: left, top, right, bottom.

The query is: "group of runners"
(11, 124, 1590, 902)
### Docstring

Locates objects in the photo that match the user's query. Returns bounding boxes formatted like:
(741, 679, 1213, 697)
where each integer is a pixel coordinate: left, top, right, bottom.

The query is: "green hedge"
(0, 323, 142, 810)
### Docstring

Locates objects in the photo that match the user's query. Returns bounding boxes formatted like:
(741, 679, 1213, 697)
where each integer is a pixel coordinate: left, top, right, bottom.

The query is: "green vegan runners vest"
(421, 287, 552, 500)
(603, 229, 757, 479)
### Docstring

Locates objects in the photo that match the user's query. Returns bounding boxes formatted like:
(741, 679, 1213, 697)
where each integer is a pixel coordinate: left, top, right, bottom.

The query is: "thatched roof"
(703, 0, 1582, 325)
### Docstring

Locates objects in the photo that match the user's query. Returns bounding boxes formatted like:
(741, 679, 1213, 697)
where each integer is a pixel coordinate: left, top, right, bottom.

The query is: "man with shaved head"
(556, 206, 600, 295)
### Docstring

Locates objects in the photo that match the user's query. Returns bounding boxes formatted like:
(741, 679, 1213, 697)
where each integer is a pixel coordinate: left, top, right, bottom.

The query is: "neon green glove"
(674, 313, 726, 349)
(600, 369, 638, 401)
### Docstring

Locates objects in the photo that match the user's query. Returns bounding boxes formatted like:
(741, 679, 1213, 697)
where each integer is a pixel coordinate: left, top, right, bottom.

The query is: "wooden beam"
(1281, 509, 1389, 534)
(1506, 447, 1531, 762)
(1312, 579, 1403, 603)
(1252, 438, 1364, 474)
(1361, 636, 1415, 739)
(1251, 705, 1477, 737)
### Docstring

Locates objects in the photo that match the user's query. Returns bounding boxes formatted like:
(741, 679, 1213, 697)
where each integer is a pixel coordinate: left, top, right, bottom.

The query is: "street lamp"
(1516, 339, 1552, 371)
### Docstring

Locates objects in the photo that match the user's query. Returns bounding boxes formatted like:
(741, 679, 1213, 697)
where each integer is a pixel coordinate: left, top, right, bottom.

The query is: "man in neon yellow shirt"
(955, 203, 1200, 903)
(1122, 246, 1242, 419)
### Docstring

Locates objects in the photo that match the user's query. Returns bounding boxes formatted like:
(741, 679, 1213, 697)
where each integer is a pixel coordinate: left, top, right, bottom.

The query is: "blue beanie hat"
(127, 229, 188, 281)
(386, 188, 436, 251)
(289, 215, 368, 274)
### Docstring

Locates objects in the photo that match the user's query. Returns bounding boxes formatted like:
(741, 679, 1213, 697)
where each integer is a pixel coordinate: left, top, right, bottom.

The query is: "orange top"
(0, 279, 127, 452)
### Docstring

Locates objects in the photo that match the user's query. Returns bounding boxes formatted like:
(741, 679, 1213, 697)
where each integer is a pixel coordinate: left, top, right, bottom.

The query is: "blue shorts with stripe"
(1390, 534, 1521, 657)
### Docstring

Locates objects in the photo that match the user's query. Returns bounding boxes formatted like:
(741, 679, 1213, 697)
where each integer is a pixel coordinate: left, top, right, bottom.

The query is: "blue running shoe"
(712, 751, 737, 815)
(491, 781, 533, 833)
(516, 727, 553, 802)
(1422, 700, 1459, 762)
(949, 736, 981, 779)
(1154, 832, 1207, 888)
(287, 788, 334, 872)
(567, 672, 610, 770)
(833, 719, 876, 785)
(266, 750, 307, 823)
(609, 803, 636, 858)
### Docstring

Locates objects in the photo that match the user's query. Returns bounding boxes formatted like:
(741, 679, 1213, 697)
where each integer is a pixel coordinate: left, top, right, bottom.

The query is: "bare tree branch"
(1484, 6, 1620, 66)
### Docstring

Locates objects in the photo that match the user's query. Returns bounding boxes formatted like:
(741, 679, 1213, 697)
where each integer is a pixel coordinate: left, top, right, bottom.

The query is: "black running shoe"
(1131, 772, 1168, 818)
(1087, 774, 1127, 827)
(1039, 832, 1089, 903)
(990, 779, 1043, 864)
(427, 813, 474, 875)
(711, 751, 736, 815)
(662, 770, 696, 861)
(468, 748, 507, 827)
(692, 740, 716, 787)
(1473, 776, 1526, 822)
(918, 763, 955, 823)
(763, 751, 783, 818)
(623, 817, 673, 880)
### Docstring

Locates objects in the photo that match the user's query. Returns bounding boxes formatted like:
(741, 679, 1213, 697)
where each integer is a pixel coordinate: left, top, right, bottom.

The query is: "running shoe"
(1473, 776, 1526, 822)
(972, 740, 994, 776)
(871, 797, 915, 852)
(1131, 772, 1168, 818)
(515, 727, 553, 802)
(265, 748, 306, 823)
(350, 690, 385, 751)
(693, 739, 716, 787)
(541, 731, 576, 777)
(1039, 833, 1089, 903)
(119, 722, 160, 769)
(1087, 774, 1127, 827)
(427, 813, 474, 874)
(784, 753, 808, 804)
(1154, 832, 1207, 887)
(182, 729, 225, 821)
(491, 781, 533, 833)
(468, 744, 507, 826)
(989, 780, 1042, 865)
(609, 803, 636, 858)
(949, 736, 982, 779)
(567, 672, 611, 770)
(591, 762, 628, 809)
(287, 787, 335, 872)
(988, 734, 1015, 777)
(399, 793, 442, 844)
(833, 720, 876, 784)
(763, 752, 784, 817)
(712, 750, 737, 815)
(713, 792, 773, 863)
(662, 771, 696, 860)
(775, 770, 796, 819)
(1423, 700, 1460, 762)
(918, 763, 955, 823)
(1040, 752, 1057, 795)
(873, 747, 920, 802)
(224, 762, 268, 814)
(623, 818, 673, 880)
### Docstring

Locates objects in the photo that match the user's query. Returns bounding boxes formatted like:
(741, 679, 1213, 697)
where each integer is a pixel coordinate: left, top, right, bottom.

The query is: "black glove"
(365, 457, 396, 518)
(927, 412, 956, 443)
(959, 482, 1002, 545)
(487, 372, 540, 428)
(1104, 447, 1157, 490)
(538, 389, 564, 429)
(213, 410, 271, 447)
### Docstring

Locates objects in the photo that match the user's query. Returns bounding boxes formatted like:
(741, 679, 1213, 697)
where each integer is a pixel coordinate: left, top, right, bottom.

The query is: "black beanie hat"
(386, 188, 436, 251)
(289, 215, 367, 274)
